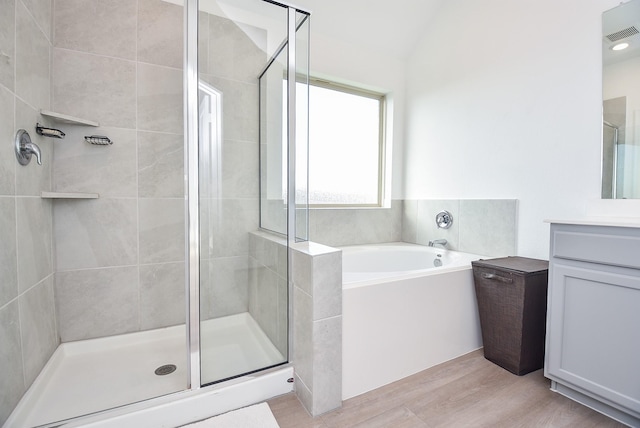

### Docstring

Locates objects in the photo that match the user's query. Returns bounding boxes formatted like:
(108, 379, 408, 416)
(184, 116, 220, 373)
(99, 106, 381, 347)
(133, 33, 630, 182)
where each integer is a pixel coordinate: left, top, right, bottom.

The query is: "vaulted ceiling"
(293, 0, 446, 59)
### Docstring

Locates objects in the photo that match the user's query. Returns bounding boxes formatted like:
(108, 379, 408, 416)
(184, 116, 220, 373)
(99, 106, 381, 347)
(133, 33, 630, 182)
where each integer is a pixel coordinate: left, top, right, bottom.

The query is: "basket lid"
(471, 256, 548, 274)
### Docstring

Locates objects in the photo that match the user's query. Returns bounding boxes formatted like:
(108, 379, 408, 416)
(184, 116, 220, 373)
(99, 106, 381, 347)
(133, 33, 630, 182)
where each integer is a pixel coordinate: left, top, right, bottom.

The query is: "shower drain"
(155, 364, 177, 376)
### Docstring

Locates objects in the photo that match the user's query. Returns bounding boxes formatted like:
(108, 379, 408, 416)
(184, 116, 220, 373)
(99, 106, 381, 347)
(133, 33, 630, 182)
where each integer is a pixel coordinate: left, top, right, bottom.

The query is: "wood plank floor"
(268, 350, 627, 427)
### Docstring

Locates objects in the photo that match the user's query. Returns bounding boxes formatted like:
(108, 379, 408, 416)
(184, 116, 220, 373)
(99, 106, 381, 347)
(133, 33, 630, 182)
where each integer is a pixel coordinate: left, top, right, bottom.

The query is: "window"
(306, 79, 386, 206)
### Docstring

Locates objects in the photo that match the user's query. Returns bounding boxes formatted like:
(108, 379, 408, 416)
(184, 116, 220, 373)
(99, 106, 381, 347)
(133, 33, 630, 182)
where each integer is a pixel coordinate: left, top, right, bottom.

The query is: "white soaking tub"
(341, 242, 485, 399)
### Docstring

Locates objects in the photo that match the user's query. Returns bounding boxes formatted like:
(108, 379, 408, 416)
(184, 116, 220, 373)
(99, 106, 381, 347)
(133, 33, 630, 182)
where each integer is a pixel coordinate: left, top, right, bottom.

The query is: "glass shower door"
(197, 0, 308, 386)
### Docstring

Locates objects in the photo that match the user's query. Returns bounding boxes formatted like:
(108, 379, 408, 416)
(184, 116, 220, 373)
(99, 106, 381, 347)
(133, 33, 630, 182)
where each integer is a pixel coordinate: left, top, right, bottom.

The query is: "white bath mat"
(182, 402, 280, 428)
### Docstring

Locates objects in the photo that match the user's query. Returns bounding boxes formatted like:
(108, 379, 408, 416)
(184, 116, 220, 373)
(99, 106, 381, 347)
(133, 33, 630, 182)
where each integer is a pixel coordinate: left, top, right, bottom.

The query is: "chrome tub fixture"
(15, 129, 42, 165)
(435, 210, 453, 229)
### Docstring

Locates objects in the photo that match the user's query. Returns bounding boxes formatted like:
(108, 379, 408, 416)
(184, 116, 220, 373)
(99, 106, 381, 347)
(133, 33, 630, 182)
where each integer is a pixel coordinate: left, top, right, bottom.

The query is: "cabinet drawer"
(553, 230, 640, 269)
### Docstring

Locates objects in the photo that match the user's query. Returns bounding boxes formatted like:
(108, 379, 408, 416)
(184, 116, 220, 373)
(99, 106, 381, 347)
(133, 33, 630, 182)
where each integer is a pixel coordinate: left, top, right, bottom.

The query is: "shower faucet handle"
(24, 141, 42, 165)
(15, 129, 42, 166)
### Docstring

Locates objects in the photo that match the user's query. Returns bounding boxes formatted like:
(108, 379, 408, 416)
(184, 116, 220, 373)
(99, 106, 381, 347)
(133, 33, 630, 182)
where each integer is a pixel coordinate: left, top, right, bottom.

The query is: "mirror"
(602, 0, 640, 198)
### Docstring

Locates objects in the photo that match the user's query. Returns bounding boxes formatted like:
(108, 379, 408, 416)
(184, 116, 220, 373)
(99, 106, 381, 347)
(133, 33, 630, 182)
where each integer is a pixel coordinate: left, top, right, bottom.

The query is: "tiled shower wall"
(248, 231, 288, 357)
(0, 0, 58, 424)
(50, 0, 187, 342)
(50, 1, 267, 341)
(198, 11, 266, 321)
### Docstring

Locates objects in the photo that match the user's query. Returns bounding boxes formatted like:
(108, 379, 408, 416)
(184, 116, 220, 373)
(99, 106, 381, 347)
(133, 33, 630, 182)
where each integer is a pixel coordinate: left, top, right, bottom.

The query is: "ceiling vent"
(606, 26, 639, 42)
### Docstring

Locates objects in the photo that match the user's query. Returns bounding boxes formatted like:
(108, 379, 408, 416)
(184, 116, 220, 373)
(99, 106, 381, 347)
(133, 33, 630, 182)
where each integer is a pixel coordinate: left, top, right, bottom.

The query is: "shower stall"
(0, 0, 309, 426)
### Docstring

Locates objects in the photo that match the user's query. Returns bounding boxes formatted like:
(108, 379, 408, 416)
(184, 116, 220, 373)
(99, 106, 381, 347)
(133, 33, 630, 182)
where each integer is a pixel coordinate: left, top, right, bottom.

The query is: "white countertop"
(545, 217, 640, 228)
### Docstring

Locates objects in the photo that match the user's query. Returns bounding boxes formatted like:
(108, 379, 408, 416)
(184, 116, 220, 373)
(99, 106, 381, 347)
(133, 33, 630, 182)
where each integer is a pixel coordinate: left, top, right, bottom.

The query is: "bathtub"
(341, 242, 485, 399)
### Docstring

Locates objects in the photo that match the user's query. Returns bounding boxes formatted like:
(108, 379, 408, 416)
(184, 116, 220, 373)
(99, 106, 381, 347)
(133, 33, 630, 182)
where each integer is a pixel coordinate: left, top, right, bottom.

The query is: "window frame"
(307, 77, 387, 208)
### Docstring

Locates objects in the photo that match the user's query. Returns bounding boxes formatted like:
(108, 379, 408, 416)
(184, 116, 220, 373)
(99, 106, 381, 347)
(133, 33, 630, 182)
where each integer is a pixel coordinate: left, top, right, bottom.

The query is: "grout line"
(50, 46, 184, 74)
(16, 287, 27, 390)
(4, 19, 21, 387)
(51, 46, 138, 65)
(12, 0, 16, 96)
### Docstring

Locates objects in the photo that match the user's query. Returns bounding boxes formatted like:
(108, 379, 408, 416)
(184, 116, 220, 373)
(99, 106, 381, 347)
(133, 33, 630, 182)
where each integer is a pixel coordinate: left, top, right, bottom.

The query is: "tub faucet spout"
(428, 239, 447, 248)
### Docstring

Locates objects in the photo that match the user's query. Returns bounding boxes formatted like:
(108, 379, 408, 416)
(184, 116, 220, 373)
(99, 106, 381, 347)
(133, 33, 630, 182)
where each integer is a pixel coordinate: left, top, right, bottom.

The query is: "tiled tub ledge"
(41, 192, 99, 199)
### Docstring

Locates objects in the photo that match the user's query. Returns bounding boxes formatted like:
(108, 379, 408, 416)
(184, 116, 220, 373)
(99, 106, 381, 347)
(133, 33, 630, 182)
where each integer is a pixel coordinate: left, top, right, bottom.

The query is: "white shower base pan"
(8, 312, 285, 428)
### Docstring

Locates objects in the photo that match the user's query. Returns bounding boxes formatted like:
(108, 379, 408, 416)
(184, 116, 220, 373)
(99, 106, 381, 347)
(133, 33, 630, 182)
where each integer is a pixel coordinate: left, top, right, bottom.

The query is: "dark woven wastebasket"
(471, 256, 549, 375)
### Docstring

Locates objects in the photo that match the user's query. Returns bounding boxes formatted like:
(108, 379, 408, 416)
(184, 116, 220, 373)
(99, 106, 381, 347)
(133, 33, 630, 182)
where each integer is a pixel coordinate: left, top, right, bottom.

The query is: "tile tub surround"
(402, 199, 518, 256)
(0, 1, 58, 425)
(291, 241, 342, 416)
(310, 200, 403, 247)
(310, 199, 516, 256)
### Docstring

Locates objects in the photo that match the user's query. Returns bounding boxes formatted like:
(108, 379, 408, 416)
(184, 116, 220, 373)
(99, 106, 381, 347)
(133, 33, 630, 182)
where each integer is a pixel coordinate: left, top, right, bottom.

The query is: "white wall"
(403, 0, 632, 259)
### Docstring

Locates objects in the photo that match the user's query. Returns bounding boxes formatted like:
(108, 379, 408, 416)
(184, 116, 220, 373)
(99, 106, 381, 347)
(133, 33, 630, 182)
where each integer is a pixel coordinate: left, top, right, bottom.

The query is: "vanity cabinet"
(545, 222, 640, 427)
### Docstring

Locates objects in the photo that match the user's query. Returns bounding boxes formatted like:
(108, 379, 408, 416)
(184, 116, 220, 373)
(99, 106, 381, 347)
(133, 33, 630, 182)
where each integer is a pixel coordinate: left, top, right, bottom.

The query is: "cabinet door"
(546, 263, 640, 415)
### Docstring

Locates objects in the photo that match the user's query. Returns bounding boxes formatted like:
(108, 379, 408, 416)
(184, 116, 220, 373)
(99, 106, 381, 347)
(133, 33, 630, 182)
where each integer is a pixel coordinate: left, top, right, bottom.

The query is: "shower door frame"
(185, 0, 310, 391)
(185, 0, 201, 391)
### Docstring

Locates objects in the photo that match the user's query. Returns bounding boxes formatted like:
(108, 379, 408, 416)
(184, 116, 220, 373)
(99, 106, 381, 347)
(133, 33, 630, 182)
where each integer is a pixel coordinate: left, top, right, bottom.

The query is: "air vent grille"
(606, 26, 639, 42)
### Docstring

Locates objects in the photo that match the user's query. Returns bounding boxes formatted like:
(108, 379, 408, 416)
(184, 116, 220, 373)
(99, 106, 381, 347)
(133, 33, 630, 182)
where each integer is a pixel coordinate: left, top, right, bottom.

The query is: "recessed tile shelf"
(39, 110, 99, 127)
(41, 192, 99, 199)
